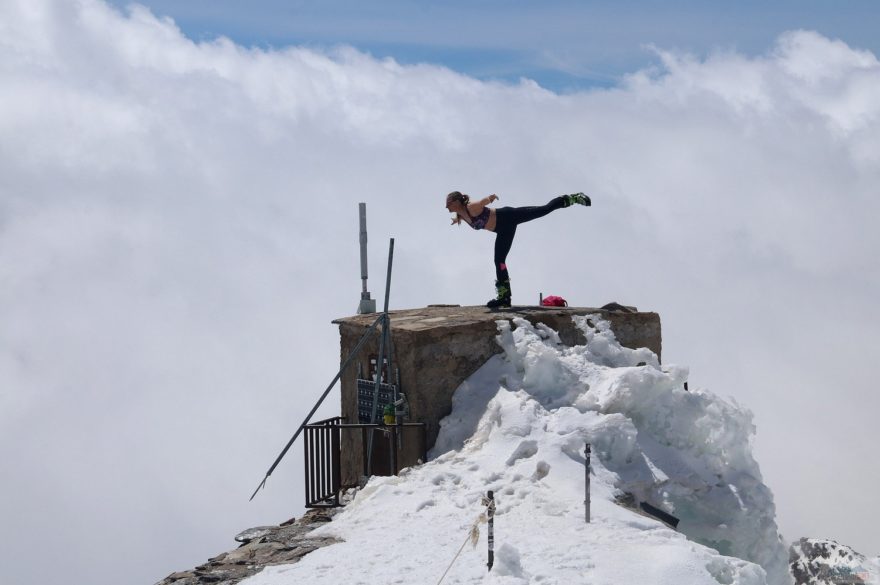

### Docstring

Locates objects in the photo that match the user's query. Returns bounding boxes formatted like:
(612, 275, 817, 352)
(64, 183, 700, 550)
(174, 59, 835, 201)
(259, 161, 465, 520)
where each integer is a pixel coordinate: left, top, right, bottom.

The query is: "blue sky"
(107, 0, 880, 90)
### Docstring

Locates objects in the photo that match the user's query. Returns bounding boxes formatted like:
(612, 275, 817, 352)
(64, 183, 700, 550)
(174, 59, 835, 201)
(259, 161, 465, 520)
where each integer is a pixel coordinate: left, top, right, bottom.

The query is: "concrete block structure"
(331, 304, 662, 487)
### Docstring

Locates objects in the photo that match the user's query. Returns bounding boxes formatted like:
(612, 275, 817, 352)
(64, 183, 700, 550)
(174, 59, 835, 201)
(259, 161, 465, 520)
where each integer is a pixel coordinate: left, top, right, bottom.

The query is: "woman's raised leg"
(506, 196, 566, 226)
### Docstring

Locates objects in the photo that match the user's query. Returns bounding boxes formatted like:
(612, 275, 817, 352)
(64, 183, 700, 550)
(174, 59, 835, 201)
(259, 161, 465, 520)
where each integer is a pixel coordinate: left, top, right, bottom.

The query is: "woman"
(446, 190, 591, 308)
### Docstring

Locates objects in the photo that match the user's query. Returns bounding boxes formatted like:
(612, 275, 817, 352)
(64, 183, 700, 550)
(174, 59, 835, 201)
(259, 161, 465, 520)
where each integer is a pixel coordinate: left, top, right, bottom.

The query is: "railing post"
(309, 427, 316, 505)
(332, 419, 341, 506)
(303, 427, 310, 505)
(321, 425, 327, 504)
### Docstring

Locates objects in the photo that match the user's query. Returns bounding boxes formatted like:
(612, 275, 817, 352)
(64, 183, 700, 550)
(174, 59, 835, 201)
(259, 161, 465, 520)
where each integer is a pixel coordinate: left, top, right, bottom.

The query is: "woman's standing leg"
(494, 225, 516, 283)
(488, 222, 515, 308)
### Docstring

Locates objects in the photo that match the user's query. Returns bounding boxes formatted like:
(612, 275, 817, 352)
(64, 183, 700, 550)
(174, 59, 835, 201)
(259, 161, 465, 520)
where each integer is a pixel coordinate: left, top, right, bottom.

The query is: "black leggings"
(493, 196, 566, 282)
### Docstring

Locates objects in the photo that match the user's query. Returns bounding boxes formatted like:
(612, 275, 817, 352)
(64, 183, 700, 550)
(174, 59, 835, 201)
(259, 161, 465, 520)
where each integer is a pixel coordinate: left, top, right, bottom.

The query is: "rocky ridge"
(154, 509, 341, 585)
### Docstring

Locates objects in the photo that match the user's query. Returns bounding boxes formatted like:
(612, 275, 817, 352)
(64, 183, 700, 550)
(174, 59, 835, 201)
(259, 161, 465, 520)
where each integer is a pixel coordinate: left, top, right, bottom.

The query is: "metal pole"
(366, 238, 394, 475)
(382, 238, 394, 314)
(360, 203, 369, 295)
(585, 443, 591, 523)
(368, 238, 395, 420)
(487, 490, 495, 571)
(370, 318, 389, 423)
(249, 312, 384, 501)
(366, 315, 387, 476)
(358, 203, 376, 314)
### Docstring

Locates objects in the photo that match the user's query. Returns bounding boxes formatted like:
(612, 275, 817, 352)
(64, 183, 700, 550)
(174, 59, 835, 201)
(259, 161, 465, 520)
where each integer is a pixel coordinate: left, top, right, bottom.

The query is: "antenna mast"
(358, 202, 376, 314)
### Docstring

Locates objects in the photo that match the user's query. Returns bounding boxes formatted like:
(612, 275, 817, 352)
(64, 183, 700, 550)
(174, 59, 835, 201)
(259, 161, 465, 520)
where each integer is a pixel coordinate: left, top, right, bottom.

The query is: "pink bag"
(541, 295, 568, 307)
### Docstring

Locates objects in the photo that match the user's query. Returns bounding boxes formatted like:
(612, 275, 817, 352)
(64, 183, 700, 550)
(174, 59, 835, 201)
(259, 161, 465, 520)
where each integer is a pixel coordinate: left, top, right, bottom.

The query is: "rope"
(435, 496, 494, 585)
(435, 530, 474, 585)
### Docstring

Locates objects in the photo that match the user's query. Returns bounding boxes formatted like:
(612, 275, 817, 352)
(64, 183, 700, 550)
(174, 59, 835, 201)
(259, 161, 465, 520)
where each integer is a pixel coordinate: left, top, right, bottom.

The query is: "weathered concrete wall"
(333, 305, 661, 487)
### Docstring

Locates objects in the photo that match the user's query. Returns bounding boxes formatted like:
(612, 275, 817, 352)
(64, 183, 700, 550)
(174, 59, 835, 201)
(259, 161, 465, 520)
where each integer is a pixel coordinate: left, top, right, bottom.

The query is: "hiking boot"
(563, 192, 591, 207)
(486, 279, 512, 309)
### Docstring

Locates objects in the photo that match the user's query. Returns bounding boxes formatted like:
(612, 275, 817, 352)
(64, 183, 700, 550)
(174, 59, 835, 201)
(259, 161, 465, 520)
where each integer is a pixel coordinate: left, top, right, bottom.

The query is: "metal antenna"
(358, 203, 376, 314)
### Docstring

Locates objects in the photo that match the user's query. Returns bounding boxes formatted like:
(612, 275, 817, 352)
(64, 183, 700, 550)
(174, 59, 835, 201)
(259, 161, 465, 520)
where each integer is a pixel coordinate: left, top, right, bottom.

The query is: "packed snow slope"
(243, 315, 791, 585)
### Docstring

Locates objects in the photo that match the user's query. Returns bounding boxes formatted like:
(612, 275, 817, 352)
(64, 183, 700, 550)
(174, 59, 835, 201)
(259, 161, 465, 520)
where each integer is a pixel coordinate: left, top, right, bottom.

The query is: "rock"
(790, 537, 878, 585)
(154, 510, 342, 585)
(234, 526, 275, 544)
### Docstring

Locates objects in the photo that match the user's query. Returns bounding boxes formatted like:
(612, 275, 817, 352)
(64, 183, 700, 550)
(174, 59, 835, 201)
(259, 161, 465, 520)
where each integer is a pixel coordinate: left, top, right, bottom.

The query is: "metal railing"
(303, 417, 426, 508)
(303, 417, 345, 508)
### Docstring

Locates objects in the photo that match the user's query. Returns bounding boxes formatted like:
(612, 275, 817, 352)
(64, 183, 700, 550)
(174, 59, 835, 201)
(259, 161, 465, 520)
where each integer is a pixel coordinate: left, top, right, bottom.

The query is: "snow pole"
(585, 443, 591, 523)
(486, 490, 495, 571)
(437, 495, 496, 584)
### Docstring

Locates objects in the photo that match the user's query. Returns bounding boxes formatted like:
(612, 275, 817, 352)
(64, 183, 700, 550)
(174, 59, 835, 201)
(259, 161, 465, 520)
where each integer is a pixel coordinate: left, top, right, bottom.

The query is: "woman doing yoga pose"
(445, 191, 591, 308)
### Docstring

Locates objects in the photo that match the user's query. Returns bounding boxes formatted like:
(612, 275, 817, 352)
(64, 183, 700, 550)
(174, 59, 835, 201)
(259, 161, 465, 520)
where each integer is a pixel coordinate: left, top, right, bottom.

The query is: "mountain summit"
(241, 314, 791, 585)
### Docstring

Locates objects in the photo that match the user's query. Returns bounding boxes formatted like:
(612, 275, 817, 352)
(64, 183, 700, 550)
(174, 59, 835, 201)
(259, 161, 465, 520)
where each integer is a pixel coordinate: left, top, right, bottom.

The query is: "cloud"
(1, 1, 879, 583)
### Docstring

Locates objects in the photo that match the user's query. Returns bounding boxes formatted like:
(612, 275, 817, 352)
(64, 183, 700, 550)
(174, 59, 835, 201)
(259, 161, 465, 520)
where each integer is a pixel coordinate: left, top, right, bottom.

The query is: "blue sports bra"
(469, 207, 490, 230)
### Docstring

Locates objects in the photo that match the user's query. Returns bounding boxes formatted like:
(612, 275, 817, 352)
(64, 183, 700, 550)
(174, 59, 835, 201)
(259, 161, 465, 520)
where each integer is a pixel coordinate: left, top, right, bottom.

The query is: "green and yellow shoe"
(563, 192, 591, 207)
(486, 280, 512, 309)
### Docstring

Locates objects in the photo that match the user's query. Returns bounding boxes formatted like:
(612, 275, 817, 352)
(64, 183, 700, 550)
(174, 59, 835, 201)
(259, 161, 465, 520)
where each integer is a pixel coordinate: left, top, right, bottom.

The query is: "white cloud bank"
(0, 1, 878, 584)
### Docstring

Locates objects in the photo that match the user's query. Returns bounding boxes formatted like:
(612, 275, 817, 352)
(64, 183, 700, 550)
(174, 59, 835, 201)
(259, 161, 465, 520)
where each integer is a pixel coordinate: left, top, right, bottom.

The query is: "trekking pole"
(585, 443, 591, 523)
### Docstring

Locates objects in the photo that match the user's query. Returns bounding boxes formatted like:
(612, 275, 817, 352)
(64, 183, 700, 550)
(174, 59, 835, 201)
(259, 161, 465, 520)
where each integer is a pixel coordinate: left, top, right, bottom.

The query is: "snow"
(242, 315, 790, 585)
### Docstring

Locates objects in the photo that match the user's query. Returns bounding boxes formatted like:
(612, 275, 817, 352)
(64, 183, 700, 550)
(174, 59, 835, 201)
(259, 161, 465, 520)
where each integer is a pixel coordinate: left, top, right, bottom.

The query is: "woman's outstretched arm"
(468, 194, 499, 215)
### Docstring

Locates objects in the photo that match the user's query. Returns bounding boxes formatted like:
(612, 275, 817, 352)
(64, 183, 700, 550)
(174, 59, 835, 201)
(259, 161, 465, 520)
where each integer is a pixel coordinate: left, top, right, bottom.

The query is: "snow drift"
(243, 315, 791, 585)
